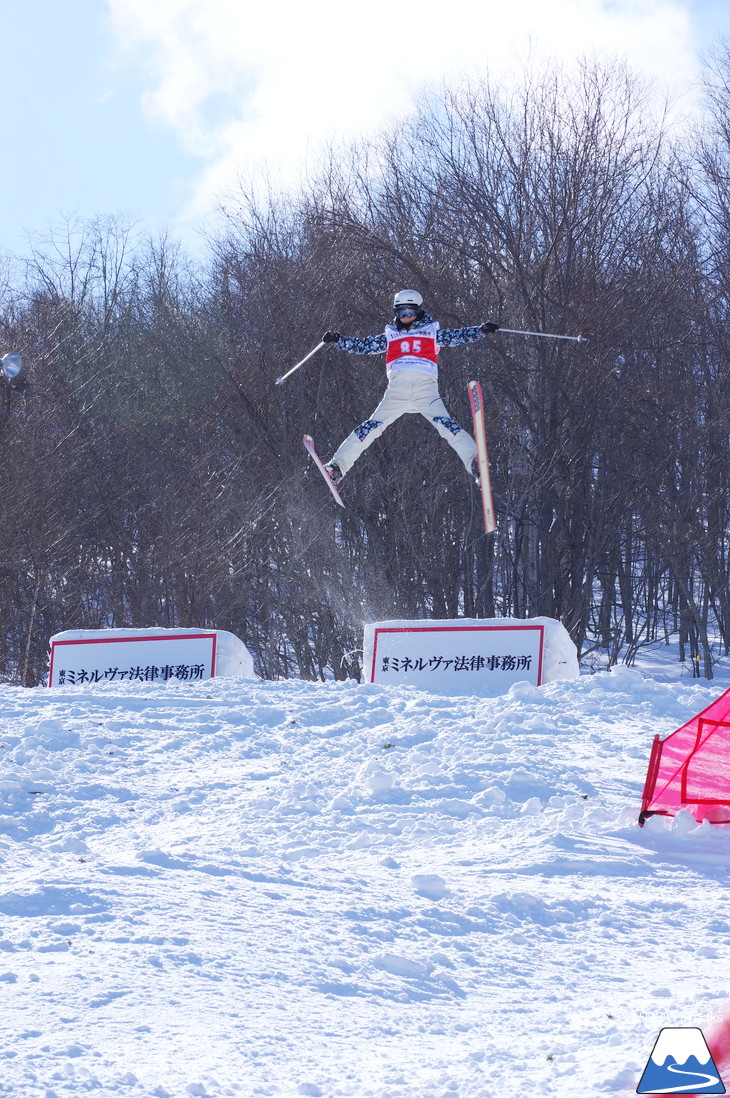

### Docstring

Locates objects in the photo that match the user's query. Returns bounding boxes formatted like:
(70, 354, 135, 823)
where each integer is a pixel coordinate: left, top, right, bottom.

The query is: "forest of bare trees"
(1, 54, 729, 685)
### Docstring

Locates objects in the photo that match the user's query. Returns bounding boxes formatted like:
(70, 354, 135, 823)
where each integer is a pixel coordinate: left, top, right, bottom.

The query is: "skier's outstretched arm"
(322, 331, 387, 355)
(437, 322, 499, 347)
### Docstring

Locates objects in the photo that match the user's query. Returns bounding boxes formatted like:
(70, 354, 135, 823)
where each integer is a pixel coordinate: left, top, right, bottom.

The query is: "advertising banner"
(48, 631, 218, 687)
(366, 622, 544, 689)
(363, 617, 579, 693)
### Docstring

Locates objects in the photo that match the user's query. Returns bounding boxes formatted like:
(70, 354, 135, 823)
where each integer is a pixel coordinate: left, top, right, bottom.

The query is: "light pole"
(0, 353, 27, 418)
(1, 351, 23, 383)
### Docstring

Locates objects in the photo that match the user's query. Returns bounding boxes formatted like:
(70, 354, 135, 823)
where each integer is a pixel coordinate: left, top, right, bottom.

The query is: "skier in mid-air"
(320, 290, 498, 486)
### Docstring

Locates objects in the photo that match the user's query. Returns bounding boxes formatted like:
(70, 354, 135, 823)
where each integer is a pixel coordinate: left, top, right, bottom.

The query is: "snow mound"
(0, 667, 728, 1095)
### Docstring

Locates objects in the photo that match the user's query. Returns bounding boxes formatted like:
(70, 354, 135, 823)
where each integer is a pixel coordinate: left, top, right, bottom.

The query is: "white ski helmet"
(393, 289, 423, 311)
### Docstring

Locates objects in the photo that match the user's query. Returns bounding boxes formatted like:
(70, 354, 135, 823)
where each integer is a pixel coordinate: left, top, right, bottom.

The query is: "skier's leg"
(412, 377, 477, 473)
(329, 373, 411, 476)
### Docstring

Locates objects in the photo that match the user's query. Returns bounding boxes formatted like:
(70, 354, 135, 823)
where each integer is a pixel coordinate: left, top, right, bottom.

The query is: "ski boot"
(324, 461, 343, 486)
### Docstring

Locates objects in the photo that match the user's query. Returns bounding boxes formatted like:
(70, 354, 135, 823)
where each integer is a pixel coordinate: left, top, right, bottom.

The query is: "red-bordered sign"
(367, 623, 544, 687)
(48, 632, 218, 687)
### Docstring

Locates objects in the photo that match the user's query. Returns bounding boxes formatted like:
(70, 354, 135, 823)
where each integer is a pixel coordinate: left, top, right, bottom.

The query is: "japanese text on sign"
(57, 664, 207, 685)
(380, 654, 533, 674)
(366, 622, 545, 689)
(48, 631, 218, 688)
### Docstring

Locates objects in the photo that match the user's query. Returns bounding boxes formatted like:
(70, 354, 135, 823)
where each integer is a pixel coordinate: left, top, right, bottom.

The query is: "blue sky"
(2, 1, 196, 255)
(2, 0, 729, 261)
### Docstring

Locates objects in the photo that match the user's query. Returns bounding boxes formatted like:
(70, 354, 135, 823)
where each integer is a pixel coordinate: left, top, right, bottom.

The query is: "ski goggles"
(395, 304, 419, 318)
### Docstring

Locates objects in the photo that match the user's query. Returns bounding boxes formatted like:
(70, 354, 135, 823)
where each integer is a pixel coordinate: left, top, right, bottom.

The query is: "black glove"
(481, 322, 499, 334)
(322, 331, 341, 343)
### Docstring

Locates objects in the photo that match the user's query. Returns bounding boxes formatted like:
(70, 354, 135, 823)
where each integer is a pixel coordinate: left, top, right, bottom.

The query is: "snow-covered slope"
(1, 668, 729, 1096)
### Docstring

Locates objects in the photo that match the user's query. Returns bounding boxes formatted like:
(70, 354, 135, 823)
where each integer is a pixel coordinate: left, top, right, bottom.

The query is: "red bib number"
(385, 335, 438, 365)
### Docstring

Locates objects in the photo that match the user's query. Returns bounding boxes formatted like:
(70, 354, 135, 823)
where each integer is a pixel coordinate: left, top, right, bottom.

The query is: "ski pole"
(497, 327, 587, 343)
(275, 341, 326, 386)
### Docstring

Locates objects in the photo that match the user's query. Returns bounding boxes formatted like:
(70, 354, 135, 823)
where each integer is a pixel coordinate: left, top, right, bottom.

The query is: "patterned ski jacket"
(333, 313, 487, 380)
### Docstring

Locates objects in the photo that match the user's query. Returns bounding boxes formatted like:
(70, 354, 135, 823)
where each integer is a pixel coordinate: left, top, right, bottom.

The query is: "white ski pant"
(331, 370, 477, 477)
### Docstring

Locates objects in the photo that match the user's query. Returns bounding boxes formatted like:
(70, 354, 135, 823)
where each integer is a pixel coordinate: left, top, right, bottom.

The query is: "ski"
(467, 380, 496, 535)
(303, 435, 346, 509)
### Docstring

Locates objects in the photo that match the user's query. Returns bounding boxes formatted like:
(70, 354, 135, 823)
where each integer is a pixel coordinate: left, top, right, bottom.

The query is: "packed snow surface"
(2, 663, 730, 1096)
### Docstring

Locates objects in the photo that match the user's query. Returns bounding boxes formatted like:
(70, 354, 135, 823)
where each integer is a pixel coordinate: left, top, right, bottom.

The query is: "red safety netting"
(640, 687, 730, 826)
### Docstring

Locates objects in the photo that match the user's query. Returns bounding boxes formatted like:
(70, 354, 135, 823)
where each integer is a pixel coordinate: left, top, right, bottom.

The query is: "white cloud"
(108, 0, 699, 226)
